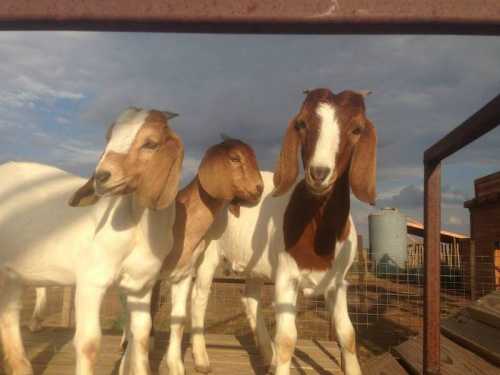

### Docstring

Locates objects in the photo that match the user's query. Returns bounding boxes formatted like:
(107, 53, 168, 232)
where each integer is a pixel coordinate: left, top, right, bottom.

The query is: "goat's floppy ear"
(272, 118, 301, 196)
(138, 132, 184, 210)
(198, 147, 234, 200)
(350, 119, 377, 205)
(68, 175, 100, 207)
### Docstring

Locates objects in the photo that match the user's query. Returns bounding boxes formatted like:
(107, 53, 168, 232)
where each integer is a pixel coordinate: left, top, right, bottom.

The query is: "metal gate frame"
(2, 1, 500, 374)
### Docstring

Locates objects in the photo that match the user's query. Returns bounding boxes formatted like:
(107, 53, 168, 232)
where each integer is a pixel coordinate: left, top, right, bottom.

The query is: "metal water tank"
(369, 207, 408, 274)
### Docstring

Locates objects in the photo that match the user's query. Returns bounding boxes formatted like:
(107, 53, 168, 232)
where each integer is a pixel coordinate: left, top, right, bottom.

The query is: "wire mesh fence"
(19, 238, 499, 361)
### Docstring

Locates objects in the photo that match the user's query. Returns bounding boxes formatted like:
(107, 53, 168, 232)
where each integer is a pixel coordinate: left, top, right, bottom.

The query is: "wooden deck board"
(393, 334, 498, 375)
(467, 290, 500, 329)
(361, 352, 407, 375)
(0, 328, 343, 374)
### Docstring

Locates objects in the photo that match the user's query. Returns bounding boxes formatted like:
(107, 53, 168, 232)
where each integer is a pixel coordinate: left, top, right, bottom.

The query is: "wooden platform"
(393, 334, 498, 375)
(394, 290, 500, 375)
(0, 328, 347, 374)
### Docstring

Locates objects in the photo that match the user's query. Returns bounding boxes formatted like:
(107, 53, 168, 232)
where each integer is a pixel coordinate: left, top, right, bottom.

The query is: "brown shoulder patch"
(283, 173, 351, 271)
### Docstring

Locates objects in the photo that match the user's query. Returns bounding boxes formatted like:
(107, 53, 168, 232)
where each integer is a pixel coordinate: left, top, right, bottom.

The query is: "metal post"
(424, 161, 441, 375)
(470, 239, 477, 301)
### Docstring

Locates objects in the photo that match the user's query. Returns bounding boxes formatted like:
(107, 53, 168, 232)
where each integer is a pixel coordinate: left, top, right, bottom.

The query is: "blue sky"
(1, 32, 499, 238)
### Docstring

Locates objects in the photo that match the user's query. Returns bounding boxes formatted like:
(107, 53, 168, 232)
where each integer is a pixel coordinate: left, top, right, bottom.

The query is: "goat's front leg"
(0, 276, 32, 375)
(74, 284, 106, 375)
(29, 287, 47, 332)
(274, 254, 300, 375)
(325, 284, 361, 375)
(119, 289, 153, 375)
(191, 247, 220, 373)
(163, 276, 192, 375)
(241, 279, 275, 370)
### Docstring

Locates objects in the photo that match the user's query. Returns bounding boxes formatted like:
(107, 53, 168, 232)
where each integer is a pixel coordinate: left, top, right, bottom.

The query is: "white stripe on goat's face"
(308, 103, 339, 191)
(93, 108, 182, 199)
(105, 108, 150, 155)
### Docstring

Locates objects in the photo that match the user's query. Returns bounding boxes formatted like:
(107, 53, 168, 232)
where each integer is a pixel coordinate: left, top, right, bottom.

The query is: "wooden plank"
(393, 334, 499, 375)
(441, 309, 500, 366)
(0, 329, 342, 374)
(468, 290, 500, 329)
(362, 352, 408, 375)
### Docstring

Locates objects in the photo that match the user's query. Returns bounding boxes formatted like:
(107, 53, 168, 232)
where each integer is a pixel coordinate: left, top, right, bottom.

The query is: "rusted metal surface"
(424, 161, 441, 375)
(424, 94, 500, 164)
(1, 0, 500, 34)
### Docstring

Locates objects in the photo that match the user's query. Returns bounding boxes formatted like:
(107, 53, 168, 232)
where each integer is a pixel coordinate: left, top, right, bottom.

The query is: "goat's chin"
(305, 182, 333, 197)
(95, 182, 129, 197)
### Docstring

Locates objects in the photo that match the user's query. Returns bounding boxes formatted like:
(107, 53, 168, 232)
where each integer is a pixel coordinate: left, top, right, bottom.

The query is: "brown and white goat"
(0, 108, 183, 375)
(121, 138, 263, 375)
(188, 88, 376, 375)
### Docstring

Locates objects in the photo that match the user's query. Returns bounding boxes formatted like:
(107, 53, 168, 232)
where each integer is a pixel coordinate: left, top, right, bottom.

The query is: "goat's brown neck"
(162, 177, 225, 273)
(283, 170, 351, 271)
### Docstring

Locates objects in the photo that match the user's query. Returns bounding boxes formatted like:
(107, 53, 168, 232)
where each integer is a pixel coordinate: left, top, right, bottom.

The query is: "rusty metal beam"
(423, 92, 500, 374)
(1, 0, 500, 34)
(424, 94, 500, 164)
(423, 161, 441, 375)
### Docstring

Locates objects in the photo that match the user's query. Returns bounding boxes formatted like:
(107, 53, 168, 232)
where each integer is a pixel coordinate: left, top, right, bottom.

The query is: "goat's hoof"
(194, 364, 212, 373)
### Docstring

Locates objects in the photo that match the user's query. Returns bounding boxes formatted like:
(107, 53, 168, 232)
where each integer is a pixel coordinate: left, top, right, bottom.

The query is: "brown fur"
(276, 88, 377, 270)
(69, 110, 184, 210)
(284, 173, 351, 270)
(273, 119, 301, 196)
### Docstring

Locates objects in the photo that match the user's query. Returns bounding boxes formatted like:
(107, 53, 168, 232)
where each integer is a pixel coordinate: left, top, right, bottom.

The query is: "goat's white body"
(0, 161, 175, 375)
(190, 171, 361, 375)
(204, 171, 355, 292)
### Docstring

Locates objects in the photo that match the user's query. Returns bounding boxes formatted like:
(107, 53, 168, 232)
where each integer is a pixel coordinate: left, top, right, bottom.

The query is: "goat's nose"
(95, 170, 111, 184)
(310, 166, 330, 183)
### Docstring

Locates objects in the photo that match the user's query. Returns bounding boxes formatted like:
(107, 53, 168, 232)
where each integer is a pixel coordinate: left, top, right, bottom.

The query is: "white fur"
(309, 103, 339, 185)
(105, 107, 149, 155)
(187, 172, 362, 375)
(29, 288, 47, 332)
(0, 160, 176, 374)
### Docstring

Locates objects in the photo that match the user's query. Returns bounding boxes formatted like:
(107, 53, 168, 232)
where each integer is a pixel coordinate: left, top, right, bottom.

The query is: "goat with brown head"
(69, 108, 183, 210)
(146, 138, 263, 375)
(273, 88, 377, 270)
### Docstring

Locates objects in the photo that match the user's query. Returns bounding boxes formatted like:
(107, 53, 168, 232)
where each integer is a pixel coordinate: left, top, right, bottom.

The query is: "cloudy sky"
(1, 32, 499, 239)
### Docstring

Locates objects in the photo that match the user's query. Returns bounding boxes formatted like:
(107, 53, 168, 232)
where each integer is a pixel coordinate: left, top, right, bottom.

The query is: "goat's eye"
(352, 127, 362, 135)
(295, 121, 306, 130)
(142, 140, 159, 150)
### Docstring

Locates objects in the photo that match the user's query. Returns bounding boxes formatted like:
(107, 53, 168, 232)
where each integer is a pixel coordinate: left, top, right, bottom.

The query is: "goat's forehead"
(106, 108, 150, 154)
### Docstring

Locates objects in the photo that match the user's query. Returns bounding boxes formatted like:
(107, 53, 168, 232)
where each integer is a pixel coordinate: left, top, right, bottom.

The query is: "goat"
(188, 88, 376, 375)
(0, 107, 183, 375)
(121, 138, 263, 375)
